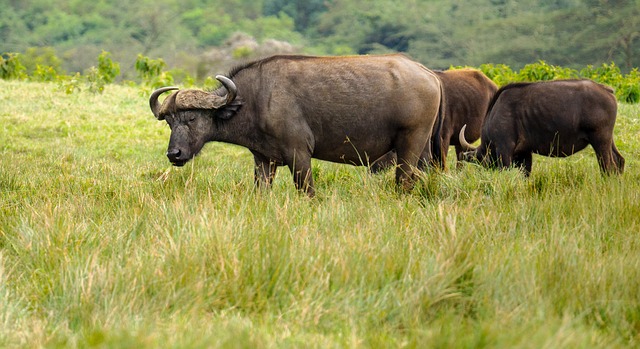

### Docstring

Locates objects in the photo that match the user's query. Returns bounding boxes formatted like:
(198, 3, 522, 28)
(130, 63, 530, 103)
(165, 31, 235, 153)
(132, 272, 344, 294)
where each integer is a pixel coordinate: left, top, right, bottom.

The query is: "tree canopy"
(2, 0, 638, 78)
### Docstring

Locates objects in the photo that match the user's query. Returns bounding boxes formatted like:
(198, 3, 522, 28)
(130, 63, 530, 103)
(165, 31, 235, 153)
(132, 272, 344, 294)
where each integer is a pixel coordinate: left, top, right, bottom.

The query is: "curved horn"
(216, 75, 237, 105)
(149, 86, 179, 119)
(458, 124, 478, 151)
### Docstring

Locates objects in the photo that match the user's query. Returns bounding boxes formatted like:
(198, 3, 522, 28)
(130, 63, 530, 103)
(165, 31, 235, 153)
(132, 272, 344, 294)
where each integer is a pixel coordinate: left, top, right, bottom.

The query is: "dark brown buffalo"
(371, 68, 497, 171)
(459, 79, 624, 175)
(149, 54, 444, 196)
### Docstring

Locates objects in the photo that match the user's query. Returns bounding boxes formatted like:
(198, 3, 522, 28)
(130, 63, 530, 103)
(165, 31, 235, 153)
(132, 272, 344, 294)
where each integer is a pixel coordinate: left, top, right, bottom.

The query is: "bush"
(0, 53, 27, 80)
(135, 54, 174, 88)
(478, 63, 517, 86)
(31, 65, 59, 82)
(97, 51, 120, 84)
(617, 69, 640, 104)
(517, 60, 579, 82)
(580, 63, 640, 104)
(21, 47, 63, 76)
(580, 62, 622, 86)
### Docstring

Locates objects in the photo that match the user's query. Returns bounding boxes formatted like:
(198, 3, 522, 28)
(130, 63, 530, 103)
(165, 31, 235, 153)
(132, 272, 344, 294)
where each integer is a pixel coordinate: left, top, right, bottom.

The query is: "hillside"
(2, 0, 639, 78)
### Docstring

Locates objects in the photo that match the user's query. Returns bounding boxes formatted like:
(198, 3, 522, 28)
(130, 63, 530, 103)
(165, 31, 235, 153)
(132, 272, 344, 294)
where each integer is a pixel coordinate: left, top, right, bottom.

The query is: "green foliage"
(57, 73, 83, 94)
(20, 47, 63, 75)
(517, 60, 579, 82)
(31, 65, 59, 82)
(0, 53, 27, 80)
(135, 54, 174, 88)
(78, 51, 122, 94)
(1, 0, 639, 77)
(617, 69, 640, 104)
(478, 63, 517, 86)
(97, 51, 120, 84)
(580, 62, 623, 86)
(239, 13, 304, 44)
(581, 62, 640, 104)
(232, 46, 254, 59)
(84, 67, 107, 94)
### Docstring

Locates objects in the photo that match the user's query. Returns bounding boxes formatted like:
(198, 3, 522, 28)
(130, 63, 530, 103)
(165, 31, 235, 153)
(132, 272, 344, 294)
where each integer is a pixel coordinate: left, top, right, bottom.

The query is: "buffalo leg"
(454, 144, 465, 169)
(252, 152, 278, 189)
(287, 153, 315, 197)
(395, 133, 428, 191)
(591, 138, 620, 175)
(426, 131, 449, 170)
(370, 150, 397, 173)
(493, 142, 515, 170)
(513, 153, 533, 176)
(612, 142, 625, 174)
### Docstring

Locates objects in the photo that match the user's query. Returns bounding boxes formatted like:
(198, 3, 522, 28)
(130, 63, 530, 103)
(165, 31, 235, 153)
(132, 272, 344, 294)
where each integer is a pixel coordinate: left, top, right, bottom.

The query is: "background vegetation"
(1, 79, 639, 348)
(2, 0, 639, 79)
(1, 1, 640, 347)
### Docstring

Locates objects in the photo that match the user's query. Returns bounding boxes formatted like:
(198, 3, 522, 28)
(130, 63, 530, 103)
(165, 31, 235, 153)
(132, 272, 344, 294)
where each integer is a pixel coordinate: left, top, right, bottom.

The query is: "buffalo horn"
(150, 86, 179, 119)
(458, 124, 478, 151)
(216, 75, 237, 105)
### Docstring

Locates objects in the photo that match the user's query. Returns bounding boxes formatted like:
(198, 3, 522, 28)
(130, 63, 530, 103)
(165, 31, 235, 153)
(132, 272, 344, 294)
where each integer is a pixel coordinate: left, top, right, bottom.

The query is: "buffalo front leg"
(252, 152, 278, 189)
(286, 153, 315, 197)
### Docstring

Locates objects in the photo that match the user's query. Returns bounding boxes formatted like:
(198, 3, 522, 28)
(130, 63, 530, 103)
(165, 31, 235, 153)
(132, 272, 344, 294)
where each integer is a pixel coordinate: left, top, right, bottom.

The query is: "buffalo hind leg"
(370, 150, 397, 174)
(513, 153, 533, 176)
(395, 133, 429, 191)
(428, 129, 451, 171)
(591, 139, 621, 175)
(612, 142, 625, 174)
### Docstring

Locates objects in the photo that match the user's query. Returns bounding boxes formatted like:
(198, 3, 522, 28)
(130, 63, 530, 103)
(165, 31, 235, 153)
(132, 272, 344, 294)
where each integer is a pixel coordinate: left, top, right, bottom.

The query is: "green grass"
(1, 80, 639, 348)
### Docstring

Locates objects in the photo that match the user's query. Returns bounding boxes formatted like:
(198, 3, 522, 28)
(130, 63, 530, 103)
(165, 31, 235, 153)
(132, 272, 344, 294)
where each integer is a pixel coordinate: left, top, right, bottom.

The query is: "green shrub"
(97, 51, 120, 84)
(135, 54, 174, 88)
(232, 46, 253, 59)
(57, 73, 83, 94)
(31, 64, 59, 82)
(617, 69, 640, 104)
(21, 47, 63, 76)
(478, 63, 516, 86)
(517, 60, 579, 82)
(580, 62, 622, 86)
(579, 63, 639, 104)
(0, 53, 27, 80)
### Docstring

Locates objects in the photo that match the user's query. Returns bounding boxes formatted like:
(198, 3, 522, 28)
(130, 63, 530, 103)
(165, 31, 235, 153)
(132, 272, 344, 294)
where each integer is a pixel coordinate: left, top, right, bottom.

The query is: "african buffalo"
(371, 68, 497, 171)
(458, 79, 624, 175)
(149, 54, 444, 196)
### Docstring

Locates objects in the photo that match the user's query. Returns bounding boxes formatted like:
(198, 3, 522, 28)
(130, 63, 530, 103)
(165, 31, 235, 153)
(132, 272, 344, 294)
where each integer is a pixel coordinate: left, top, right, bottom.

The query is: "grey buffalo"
(149, 54, 444, 196)
(458, 79, 624, 175)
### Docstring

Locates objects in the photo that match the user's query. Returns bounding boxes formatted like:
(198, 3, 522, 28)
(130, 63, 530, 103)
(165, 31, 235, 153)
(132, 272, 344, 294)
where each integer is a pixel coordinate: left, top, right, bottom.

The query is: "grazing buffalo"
(371, 68, 497, 171)
(149, 54, 444, 196)
(458, 79, 625, 175)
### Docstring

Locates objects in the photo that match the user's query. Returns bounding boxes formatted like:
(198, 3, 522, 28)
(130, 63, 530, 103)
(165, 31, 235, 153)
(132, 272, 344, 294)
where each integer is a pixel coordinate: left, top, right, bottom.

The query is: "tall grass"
(1, 80, 639, 348)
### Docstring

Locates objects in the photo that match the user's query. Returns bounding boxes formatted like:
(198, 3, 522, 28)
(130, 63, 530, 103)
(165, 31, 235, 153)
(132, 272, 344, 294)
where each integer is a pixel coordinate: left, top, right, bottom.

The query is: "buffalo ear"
(214, 97, 244, 120)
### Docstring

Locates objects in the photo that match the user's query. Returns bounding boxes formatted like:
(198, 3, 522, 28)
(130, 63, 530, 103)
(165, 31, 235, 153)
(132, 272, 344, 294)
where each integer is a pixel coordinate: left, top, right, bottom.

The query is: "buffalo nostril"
(166, 148, 181, 160)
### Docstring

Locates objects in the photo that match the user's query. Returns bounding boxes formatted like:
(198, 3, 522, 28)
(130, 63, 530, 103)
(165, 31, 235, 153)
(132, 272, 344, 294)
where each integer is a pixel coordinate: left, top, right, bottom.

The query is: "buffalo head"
(458, 124, 480, 162)
(149, 75, 240, 166)
(458, 124, 495, 166)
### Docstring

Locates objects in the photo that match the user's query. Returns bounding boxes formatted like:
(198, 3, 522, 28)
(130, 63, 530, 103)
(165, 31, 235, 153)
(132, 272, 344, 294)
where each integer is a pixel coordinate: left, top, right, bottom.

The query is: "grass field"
(1, 80, 639, 348)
